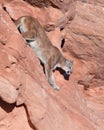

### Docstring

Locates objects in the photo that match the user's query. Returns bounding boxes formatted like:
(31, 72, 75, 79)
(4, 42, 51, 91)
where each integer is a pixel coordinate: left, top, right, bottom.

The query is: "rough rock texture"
(23, 0, 76, 32)
(63, 1, 104, 89)
(80, 0, 104, 7)
(0, 0, 104, 130)
(23, 0, 76, 13)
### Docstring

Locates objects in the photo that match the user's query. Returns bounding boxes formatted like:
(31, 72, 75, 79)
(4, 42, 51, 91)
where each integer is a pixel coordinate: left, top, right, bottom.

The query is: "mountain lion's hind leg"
(45, 61, 60, 90)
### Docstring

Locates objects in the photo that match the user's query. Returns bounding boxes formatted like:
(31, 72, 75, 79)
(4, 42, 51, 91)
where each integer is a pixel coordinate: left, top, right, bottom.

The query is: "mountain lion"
(14, 16, 73, 90)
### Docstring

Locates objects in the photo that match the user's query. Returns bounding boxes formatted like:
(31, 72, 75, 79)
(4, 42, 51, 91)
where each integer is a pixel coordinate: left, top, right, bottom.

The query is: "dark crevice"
(2, 6, 6, 11)
(60, 27, 64, 31)
(0, 99, 16, 113)
(61, 38, 65, 48)
(1, 41, 6, 45)
(23, 104, 38, 130)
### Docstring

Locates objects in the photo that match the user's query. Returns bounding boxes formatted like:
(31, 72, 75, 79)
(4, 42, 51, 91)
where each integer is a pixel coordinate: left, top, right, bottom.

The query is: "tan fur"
(14, 16, 73, 90)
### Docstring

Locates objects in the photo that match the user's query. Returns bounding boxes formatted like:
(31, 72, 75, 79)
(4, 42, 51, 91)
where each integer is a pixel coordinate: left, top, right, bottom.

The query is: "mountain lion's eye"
(66, 71, 70, 75)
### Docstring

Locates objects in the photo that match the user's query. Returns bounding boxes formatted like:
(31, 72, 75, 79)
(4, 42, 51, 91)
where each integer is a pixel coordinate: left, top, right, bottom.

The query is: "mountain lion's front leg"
(45, 62, 60, 90)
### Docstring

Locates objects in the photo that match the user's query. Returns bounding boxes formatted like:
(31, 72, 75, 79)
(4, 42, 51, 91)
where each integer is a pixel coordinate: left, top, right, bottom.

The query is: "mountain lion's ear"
(67, 59, 74, 63)
(65, 59, 69, 63)
(65, 59, 72, 64)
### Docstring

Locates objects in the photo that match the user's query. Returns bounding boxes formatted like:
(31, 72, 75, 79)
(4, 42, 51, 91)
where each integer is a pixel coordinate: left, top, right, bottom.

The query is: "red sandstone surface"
(0, 0, 104, 130)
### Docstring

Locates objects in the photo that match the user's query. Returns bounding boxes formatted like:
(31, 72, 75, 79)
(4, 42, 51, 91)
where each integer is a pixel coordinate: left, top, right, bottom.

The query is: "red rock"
(80, 0, 104, 7)
(0, 0, 104, 130)
(24, 0, 76, 13)
(0, 76, 18, 103)
(63, 1, 104, 88)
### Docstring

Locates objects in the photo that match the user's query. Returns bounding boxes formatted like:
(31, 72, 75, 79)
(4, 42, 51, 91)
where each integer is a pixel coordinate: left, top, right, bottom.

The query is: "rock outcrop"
(0, 0, 104, 130)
